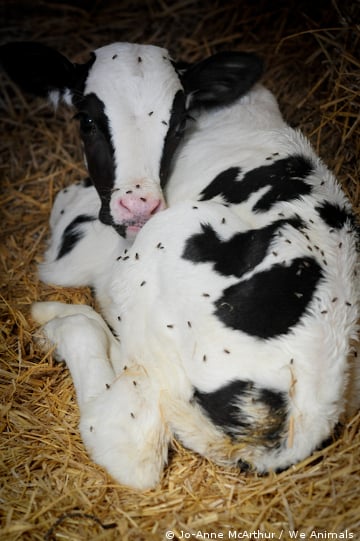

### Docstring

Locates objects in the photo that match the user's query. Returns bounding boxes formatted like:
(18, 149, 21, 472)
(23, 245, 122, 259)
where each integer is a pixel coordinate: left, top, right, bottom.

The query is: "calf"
(2, 42, 359, 489)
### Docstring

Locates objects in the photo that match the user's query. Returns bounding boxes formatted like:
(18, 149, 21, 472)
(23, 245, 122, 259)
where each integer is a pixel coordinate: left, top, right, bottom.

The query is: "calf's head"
(0, 42, 263, 238)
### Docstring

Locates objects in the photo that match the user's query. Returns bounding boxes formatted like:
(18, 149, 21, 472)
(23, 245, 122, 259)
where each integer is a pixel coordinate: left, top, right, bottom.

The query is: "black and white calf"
(2, 42, 359, 490)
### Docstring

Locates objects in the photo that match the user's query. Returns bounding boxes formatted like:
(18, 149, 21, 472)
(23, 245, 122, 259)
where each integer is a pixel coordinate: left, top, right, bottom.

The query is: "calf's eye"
(74, 112, 97, 137)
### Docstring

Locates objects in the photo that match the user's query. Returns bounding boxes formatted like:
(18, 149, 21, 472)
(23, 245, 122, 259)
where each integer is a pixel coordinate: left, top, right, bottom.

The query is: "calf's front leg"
(32, 302, 170, 489)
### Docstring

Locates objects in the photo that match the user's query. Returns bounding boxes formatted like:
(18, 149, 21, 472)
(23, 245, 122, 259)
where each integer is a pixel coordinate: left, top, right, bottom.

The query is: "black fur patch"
(57, 214, 96, 259)
(194, 380, 287, 448)
(215, 257, 322, 339)
(199, 155, 313, 211)
(160, 90, 186, 188)
(182, 217, 303, 278)
(180, 51, 264, 111)
(199, 166, 241, 202)
(0, 42, 94, 98)
(81, 177, 93, 188)
(316, 201, 355, 230)
(74, 93, 116, 228)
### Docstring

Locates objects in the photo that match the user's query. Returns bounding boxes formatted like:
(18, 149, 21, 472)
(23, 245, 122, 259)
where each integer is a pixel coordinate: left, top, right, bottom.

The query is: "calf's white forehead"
(83, 42, 183, 182)
(84, 42, 182, 112)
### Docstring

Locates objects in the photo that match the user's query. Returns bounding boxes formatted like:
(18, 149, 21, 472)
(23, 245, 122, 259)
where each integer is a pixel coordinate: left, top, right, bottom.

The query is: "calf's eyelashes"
(74, 112, 97, 137)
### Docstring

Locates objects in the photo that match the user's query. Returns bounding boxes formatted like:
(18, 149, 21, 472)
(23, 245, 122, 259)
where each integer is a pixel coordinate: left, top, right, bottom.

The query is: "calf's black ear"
(179, 51, 264, 110)
(0, 41, 76, 97)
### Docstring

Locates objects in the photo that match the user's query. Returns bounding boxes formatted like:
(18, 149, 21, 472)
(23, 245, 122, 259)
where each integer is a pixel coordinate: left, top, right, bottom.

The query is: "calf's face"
(0, 42, 263, 238)
(1, 42, 186, 238)
(73, 44, 186, 238)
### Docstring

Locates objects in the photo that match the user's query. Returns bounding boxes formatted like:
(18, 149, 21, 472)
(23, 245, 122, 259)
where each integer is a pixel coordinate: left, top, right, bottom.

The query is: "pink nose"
(119, 194, 163, 218)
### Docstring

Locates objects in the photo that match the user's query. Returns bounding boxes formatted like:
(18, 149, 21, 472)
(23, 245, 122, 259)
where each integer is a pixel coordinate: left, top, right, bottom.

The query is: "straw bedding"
(1, 0, 359, 539)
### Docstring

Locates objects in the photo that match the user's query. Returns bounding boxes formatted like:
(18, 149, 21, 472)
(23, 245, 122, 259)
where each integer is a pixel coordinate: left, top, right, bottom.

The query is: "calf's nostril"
(119, 199, 131, 211)
(150, 200, 162, 214)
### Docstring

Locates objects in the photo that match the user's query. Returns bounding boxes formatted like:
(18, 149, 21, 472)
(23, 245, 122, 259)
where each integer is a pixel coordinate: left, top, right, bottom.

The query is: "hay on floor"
(1, 1, 359, 540)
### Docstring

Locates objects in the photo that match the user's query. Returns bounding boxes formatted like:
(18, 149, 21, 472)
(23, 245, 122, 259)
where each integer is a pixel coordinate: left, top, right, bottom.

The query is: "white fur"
(38, 181, 128, 287)
(32, 301, 169, 489)
(32, 47, 360, 488)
